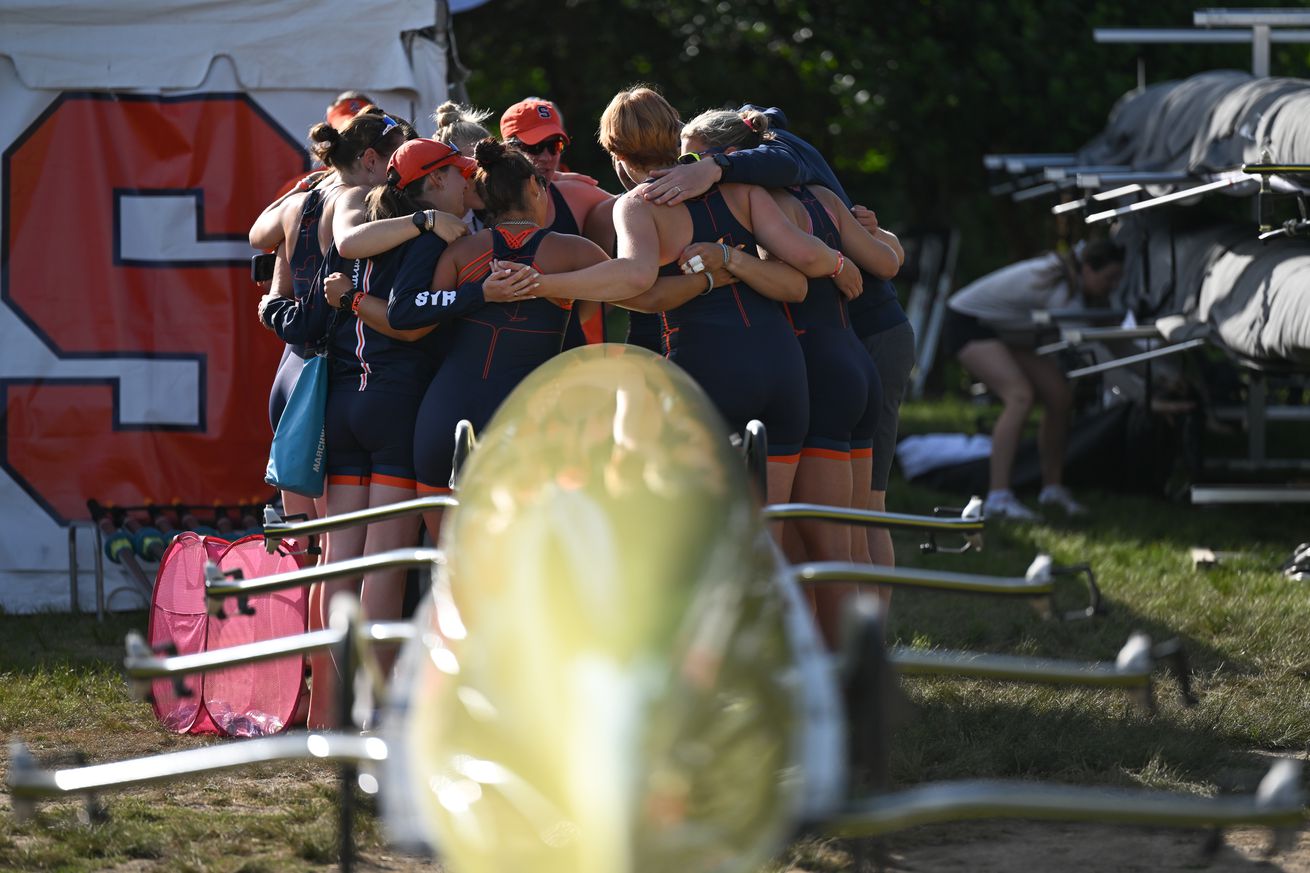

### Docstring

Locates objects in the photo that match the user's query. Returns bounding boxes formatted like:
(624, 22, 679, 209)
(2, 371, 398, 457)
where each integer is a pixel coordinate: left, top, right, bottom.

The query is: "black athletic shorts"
(942, 308, 1000, 358)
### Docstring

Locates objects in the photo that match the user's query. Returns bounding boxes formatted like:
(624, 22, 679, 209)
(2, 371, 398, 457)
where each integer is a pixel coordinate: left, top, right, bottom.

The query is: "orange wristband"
(350, 291, 365, 315)
(830, 252, 846, 279)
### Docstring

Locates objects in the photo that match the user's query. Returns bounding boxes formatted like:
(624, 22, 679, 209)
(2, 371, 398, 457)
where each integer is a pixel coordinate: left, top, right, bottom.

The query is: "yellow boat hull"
(385, 344, 808, 873)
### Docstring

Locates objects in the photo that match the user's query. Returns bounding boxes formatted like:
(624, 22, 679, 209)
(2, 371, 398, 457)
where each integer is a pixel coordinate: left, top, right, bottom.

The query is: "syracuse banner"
(1, 91, 306, 610)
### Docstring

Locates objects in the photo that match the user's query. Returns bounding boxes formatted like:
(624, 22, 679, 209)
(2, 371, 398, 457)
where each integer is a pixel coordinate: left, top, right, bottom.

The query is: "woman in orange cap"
(500, 97, 614, 346)
(258, 108, 421, 727)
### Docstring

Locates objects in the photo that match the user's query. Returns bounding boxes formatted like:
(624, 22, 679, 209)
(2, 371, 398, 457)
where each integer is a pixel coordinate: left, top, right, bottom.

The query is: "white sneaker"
(1038, 485, 1087, 517)
(983, 491, 1041, 521)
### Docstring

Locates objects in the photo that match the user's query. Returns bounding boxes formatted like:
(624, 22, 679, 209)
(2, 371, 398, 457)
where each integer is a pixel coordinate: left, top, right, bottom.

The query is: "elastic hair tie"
(740, 113, 754, 132)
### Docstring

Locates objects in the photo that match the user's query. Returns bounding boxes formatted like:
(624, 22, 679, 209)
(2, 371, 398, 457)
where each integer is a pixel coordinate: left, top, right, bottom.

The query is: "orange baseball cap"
(326, 96, 374, 131)
(389, 138, 477, 189)
(500, 98, 570, 146)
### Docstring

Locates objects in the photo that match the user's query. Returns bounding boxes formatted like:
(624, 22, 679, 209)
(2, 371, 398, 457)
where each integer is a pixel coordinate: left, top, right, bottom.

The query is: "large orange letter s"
(2, 93, 308, 521)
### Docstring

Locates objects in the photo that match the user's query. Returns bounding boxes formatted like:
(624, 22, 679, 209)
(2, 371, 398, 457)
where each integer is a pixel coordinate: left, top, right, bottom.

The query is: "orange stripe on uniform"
(767, 453, 802, 465)
(457, 249, 495, 283)
(416, 483, 453, 495)
(498, 226, 539, 248)
(581, 305, 605, 343)
(850, 448, 874, 459)
(372, 473, 418, 490)
(801, 447, 852, 461)
(328, 474, 370, 487)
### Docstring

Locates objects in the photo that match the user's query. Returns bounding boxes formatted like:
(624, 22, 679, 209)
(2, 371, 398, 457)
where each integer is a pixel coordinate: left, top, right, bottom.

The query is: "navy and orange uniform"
(782, 186, 882, 463)
(547, 182, 577, 235)
(659, 187, 809, 461)
(321, 239, 443, 490)
(588, 228, 657, 353)
(387, 249, 488, 332)
(266, 186, 329, 430)
(414, 226, 571, 493)
(624, 238, 664, 358)
(547, 183, 596, 352)
(625, 311, 663, 353)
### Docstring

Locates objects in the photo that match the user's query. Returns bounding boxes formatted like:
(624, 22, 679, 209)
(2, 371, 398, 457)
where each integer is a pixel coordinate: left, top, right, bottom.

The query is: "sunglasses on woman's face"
(677, 145, 725, 165)
(416, 142, 462, 172)
(512, 137, 566, 156)
(358, 115, 400, 160)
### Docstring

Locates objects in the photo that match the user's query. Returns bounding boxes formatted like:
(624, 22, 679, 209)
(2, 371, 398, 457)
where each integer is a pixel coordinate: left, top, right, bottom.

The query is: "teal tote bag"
(265, 354, 328, 497)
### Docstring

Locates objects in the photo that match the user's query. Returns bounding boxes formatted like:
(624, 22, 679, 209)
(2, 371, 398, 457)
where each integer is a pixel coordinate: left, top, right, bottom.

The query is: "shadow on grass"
(871, 533, 1309, 792)
(893, 474, 1309, 556)
(1, 612, 145, 672)
(887, 687, 1295, 796)
(880, 473, 1307, 681)
(885, 584, 1250, 677)
(780, 820, 1306, 873)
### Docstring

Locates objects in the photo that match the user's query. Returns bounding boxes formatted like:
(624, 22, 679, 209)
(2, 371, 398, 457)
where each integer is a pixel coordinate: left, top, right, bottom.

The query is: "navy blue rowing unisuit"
(321, 240, 442, 489)
(414, 226, 571, 492)
(625, 311, 664, 353)
(545, 183, 594, 352)
(659, 187, 808, 460)
(388, 234, 489, 333)
(605, 217, 660, 352)
(267, 187, 329, 430)
(783, 186, 881, 460)
(321, 245, 440, 395)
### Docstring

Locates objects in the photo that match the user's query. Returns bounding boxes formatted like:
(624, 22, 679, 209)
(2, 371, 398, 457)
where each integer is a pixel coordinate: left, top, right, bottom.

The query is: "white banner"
(0, 2, 448, 612)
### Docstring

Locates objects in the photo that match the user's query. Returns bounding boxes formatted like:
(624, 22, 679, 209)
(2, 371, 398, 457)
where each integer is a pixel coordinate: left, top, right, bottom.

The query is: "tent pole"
(1252, 24, 1271, 76)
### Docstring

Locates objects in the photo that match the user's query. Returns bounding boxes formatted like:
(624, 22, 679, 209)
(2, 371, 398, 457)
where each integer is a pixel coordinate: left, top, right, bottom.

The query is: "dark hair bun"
(474, 137, 507, 169)
(307, 122, 341, 164)
(308, 121, 340, 145)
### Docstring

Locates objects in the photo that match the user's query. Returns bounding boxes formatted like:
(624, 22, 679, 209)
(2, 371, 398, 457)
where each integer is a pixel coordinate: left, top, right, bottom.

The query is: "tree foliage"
(453, 0, 1310, 280)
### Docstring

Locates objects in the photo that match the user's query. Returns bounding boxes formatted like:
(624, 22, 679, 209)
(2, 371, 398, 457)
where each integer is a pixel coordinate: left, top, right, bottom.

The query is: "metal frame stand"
(1094, 9, 1310, 79)
(66, 521, 104, 615)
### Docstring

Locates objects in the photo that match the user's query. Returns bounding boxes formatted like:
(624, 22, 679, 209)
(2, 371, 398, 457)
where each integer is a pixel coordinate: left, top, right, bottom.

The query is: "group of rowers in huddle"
(251, 86, 914, 727)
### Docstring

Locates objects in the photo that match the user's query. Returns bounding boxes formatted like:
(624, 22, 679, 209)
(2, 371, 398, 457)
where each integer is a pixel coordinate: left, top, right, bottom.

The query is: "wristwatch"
(711, 152, 731, 176)
(411, 210, 428, 233)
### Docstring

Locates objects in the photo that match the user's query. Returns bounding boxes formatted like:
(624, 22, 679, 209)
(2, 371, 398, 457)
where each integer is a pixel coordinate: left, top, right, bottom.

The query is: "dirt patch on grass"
(848, 822, 1310, 872)
(6, 737, 1306, 873)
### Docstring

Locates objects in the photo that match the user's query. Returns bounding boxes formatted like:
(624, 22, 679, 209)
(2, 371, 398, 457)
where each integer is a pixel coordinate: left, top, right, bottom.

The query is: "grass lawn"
(1, 397, 1307, 871)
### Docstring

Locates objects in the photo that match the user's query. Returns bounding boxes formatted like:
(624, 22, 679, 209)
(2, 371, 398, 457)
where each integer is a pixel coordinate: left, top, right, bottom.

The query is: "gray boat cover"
(1077, 70, 1310, 174)
(1073, 71, 1310, 365)
(1116, 216, 1310, 364)
(1196, 234, 1310, 365)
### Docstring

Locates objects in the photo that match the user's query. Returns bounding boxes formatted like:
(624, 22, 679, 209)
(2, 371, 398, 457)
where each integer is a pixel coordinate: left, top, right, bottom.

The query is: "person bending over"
(942, 240, 1124, 520)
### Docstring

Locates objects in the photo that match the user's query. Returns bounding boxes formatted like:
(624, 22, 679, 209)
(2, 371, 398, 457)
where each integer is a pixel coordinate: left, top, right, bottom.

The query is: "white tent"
(0, 0, 457, 612)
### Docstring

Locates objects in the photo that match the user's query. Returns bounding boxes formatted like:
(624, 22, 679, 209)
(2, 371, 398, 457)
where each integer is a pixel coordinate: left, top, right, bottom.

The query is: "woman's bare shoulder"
(540, 231, 608, 270)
